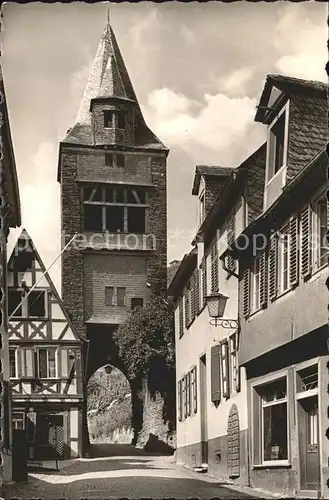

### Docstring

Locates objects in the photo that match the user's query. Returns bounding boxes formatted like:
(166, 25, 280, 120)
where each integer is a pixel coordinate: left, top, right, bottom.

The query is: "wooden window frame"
(252, 373, 290, 467)
(250, 256, 261, 313)
(82, 185, 149, 234)
(8, 288, 48, 320)
(220, 340, 230, 399)
(312, 192, 328, 272)
(37, 346, 58, 379)
(266, 102, 289, 183)
(277, 224, 291, 295)
(9, 347, 18, 379)
(12, 411, 25, 430)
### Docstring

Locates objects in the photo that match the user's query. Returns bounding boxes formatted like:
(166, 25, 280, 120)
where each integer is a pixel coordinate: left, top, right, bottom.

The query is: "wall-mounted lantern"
(206, 293, 239, 329)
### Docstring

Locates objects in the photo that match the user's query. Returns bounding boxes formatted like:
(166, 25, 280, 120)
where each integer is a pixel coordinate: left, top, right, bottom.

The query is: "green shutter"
(227, 212, 236, 273)
(211, 242, 219, 293)
(195, 269, 200, 314)
(289, 215, 299, 287)
(202, 258, 207, 306)
(221, 340, 230, 399)
(301, 205, 312, 279)
(178, 297, 184, 338)
(187, 372, 191, 416)
(211, 345, 221, 403)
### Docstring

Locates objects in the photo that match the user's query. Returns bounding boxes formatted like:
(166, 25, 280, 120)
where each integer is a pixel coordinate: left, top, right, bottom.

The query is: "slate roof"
(192, 165, 235, 195)
(61, 22, 167, 151)
(167, 250, 197, 297)
(255, 73, 328, 123)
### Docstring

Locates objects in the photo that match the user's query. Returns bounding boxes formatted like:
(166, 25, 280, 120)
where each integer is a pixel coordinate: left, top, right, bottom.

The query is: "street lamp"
(206, 293, 239, 329)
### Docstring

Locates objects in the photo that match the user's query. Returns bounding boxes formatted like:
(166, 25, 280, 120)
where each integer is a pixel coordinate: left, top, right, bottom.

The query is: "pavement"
(3, 443, 274, 499)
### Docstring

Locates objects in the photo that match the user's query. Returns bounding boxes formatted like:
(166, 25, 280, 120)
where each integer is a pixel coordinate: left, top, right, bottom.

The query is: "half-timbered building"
(7, 230, 83, 460)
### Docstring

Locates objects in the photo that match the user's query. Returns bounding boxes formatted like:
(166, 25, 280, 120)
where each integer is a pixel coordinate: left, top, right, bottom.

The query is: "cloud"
(216, 67, 255, 96)
(274, 4, 327, 82)
(145, 87, 257, 160)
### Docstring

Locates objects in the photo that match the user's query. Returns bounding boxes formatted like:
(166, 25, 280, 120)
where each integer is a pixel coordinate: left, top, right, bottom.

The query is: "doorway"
(297, 395, 320, 492)
(199, 354, 208, 464)
(35, 413, 64, 459)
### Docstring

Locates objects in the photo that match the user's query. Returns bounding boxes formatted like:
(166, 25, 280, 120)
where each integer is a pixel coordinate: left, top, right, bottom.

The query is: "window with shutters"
(313, 194, 328, 271)
(210, 240, 219, 293)
(268, 235, 278, 301)
(37, 347, 57, 378)
(221, 341, 230, 399)
(250, 257, 261, 312)
(187, 372, 192, 416)
(184, 281, 192, 328)
(211, 345, 221, 404)
(178, 380, 183, 422)
(178, 296, 184, 338)
(242, 267, 250, 318)
(227, 212, 236, 273)
(202, 258, 207, 307)
(183, 376, 187, 419)
(277, 225, 290, 294)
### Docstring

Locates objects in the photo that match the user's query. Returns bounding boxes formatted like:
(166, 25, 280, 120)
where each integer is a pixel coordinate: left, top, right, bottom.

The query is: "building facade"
(7, 230, 83, 460)
(0, 65, 21, 484)
(58, 22, 168, 453)
(168, 146, 266, 484)
(230, 75, 328, 498)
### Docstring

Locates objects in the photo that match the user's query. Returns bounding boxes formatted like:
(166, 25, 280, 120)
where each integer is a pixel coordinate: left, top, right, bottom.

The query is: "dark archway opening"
(87, 365, 133, 445)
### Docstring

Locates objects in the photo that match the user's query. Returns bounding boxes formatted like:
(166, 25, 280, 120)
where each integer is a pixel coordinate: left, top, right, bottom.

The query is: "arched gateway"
(58, 21, 169, 456)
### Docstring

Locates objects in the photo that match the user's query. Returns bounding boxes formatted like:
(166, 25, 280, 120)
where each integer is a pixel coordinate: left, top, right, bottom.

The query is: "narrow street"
(3, 444, 257, 499)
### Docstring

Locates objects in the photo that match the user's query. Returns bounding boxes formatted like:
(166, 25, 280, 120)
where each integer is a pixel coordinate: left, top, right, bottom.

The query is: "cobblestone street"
(3, 444, 263, 499)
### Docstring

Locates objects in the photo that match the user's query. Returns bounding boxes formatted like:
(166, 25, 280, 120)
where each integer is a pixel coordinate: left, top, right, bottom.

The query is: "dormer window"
(267, 104, 288, 181)
(198, 192, 205, 227)
(103, 110, 125, 129)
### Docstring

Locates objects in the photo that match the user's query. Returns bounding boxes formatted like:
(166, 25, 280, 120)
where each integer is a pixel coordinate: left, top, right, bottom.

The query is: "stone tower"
(58, 22, 168, 452)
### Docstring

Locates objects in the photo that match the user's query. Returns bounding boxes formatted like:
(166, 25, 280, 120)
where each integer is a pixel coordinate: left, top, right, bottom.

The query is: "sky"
(1, 1, 327, 293)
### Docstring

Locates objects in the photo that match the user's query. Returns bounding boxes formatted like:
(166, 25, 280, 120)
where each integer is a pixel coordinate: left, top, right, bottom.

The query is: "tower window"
(104, 111, 114, 128)
(117, 111, 125, 129)
(105, 286, 114, 306)
(84, 205, 103, 232)
(116, 154, 125, 167)
(106, 206, 124, 232)
(127, 207, 146, 233)
(105, 153, 114, 167)
(117, 287, 126, 307)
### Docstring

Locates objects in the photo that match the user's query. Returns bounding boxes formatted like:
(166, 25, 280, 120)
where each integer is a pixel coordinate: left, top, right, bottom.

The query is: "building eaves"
(167, 248, 197, 298)
(192, 165, 234, 195)
(228, 147, 328, 259)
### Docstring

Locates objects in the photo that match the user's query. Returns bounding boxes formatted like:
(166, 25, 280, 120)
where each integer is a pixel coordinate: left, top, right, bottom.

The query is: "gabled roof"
(192, 165, 235, 195)
(8, 229, 83, 343)
(0, 65, 21, 228)
(255, 74, 328, 123)
(60, 22, 167, 152)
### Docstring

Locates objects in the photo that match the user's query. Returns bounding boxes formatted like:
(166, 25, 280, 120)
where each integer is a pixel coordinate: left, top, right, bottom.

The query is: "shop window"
(254, 377, 288, 464)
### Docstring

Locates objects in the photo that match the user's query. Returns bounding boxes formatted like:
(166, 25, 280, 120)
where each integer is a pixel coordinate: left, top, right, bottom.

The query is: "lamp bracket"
(210, 318, 239, 329)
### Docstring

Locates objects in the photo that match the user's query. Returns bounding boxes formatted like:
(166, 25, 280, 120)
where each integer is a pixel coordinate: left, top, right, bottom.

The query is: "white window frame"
(277, 224, 291, 295)
(9, 288, 48, 319)
(312, 192, 328, 272)
(9, 347, 18, 379)
(37, 346, 58, 379)
(265, 101, 289, 185)
(12, 411, 25, 430)
(250, 256, 261, 312)
(252, 372, 290, 467)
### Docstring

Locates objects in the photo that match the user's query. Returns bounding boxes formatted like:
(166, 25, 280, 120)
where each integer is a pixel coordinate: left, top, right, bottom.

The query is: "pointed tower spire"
(75, 21, 137, 125)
